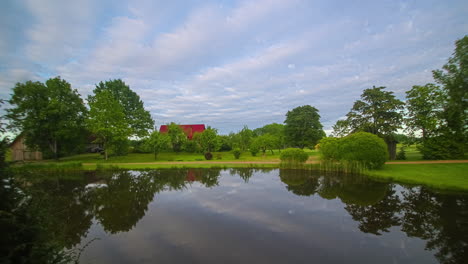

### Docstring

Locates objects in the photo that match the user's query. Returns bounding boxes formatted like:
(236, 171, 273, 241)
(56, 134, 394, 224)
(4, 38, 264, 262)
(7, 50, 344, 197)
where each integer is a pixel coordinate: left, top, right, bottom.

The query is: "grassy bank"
(368, 163, 468, 191)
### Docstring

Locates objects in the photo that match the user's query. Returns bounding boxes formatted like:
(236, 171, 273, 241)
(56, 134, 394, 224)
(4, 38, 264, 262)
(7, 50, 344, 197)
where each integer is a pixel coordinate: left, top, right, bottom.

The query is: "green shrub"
(280, 148, 309, 164)
(233, 148, 241, 159)
(204, 152, 213, 160)
(319, 132, 388, 170)
(396, 147, 406, 160)
(418, 136, 464, 160)
(250, 145, 259, 156)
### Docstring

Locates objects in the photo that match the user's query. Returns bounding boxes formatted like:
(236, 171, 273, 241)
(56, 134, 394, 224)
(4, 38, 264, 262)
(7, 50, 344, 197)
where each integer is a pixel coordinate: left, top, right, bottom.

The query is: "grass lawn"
(46, 149, 320, 164)
(368, 163, 468, 191)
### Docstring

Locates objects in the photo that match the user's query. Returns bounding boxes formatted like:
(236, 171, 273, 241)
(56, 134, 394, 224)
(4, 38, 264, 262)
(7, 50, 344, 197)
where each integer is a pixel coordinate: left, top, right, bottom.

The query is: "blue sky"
(1, 0, 467, 134)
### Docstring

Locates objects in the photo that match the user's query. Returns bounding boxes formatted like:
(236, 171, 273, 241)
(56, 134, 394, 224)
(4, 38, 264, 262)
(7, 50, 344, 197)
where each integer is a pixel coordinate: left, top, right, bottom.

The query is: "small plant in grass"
(280, 148, 309, 164)
(204, 152, 213, 160)
(250, 146, 259, 156)
(233, 148, 241, 159)
(396, 147, 406, 160)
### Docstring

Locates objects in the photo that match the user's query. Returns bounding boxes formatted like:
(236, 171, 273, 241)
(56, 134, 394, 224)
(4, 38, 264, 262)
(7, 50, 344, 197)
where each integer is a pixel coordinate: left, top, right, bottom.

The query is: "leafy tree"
(254, 123, 285, 150)
(250, 134, 276, 156)
(87, 90, 131, 160)
(238, 126, 253, 151)
(433, 36, 468, 158)
(199, 127, 220, 155)
(0, 99, 7, 135)
(331, 119, 350, 138)
(284, 105, 325, 149)
(405, 83, 444, 140)
(167, 123, 187, 152)
(218, 135, 232, 151)
(146, 131, 170, 159)
(93, 79, 154, 137)
(7, 77, 87, 159)
(345, 86, 404, 136)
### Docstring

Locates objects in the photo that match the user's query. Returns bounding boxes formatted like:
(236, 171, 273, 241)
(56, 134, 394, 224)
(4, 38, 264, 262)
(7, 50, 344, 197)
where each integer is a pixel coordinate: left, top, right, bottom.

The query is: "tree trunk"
(386, 140, 397, 160)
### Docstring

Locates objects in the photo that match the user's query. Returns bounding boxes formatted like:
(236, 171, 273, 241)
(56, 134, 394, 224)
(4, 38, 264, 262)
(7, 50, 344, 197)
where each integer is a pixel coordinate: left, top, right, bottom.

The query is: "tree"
(93, 79, 154, 137)
(250, 134, 276, 156)
(433, 36, 468, 158)
(331, 119, 350, 138)
(345, 86, 404, 136)
(284, 105, 325, 149)
(167, 123, 187, 152)
(339, 86, 404, 159)
(7, 77, 88, 159)
(87, 90, 131, 160)
(238, 126, 253, 151)
(253, 123, 285, 150)
(146, 131, 170, 159)
(199, 127, 220, 154)
(405, 83, 444, 140)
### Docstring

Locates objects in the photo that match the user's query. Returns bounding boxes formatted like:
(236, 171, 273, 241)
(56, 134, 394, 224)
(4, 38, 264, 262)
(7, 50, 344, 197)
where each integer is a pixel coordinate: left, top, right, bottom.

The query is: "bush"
(319, 132, 388, 170)
(204, 152, 213, 160)
(232, 148, 241, 159)
(280, 148, 309, 164)
(418, 136, 464, 160)
(396, 147, 406, 160)
(250, 145, 259, 156)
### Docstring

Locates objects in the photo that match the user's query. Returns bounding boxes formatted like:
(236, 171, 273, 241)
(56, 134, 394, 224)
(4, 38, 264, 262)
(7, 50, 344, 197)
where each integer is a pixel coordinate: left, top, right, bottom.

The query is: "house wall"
(10, 136, 43, 161)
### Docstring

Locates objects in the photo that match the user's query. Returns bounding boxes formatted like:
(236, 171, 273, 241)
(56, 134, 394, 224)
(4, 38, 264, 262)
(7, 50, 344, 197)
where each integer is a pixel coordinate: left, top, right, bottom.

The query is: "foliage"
(167, 123, 187, 152)
(284, 105, 325, 149)
(396, 147, 406, 160)
(145, 131, 170, 159)
(93, 79, 154, 138)
(87, 90, 131, 160)
(183, 139, 201, 153)
(253, 123, 285, 149)
(232, 148, 241, 159)
(343, 86, 404, 137)
(0, 99, 7, 135)
(204, 152, 213, 160)
(319, 132, 388, 170)
(249, 144, 259, 156)
(238, 126, 253, 151)
(432, 36, 468, 158)
(250, 134, 276, 156)
(199, 127, 220, 157)
(417, 135, 462, 160)
(7, 77, 88, 159)
(331, 120, 350, 138)
(405, 83, 444, 140)
(218, 135, 232, 151)
(280, 148, 309, 164)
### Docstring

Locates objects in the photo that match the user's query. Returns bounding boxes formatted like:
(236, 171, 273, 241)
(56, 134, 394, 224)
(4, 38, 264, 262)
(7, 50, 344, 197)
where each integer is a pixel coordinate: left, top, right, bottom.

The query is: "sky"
(1, 0, 467, 134)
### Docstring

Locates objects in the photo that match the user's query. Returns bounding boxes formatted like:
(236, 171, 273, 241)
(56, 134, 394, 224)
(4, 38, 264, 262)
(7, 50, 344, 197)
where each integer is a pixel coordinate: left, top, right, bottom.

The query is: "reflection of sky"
(79, 169, 436, 264)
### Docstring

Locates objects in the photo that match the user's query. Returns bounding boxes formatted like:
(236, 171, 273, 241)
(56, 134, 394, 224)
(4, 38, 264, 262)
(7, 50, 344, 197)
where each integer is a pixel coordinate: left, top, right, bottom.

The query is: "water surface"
(15, 168, 468, 263)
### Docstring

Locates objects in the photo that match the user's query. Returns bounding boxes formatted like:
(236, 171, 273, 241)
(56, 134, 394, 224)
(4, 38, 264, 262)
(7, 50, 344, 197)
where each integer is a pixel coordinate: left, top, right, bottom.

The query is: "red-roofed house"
(159, 124, 206, 140)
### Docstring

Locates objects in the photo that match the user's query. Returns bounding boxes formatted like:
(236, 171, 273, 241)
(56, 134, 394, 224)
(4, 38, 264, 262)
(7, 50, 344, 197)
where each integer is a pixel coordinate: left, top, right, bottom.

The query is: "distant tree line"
(2, 36, 466, 161)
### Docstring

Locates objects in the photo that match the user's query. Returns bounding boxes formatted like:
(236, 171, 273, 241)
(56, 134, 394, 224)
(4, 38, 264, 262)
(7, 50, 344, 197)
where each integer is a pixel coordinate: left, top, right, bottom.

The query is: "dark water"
(10, 168, 468, 263)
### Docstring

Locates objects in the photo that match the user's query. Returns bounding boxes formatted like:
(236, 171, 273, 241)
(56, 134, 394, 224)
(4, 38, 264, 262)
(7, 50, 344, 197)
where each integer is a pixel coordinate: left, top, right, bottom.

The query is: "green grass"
(401, 144, 423, 161)
(45, 149, 320, 164)
(368, 163, 468, 191)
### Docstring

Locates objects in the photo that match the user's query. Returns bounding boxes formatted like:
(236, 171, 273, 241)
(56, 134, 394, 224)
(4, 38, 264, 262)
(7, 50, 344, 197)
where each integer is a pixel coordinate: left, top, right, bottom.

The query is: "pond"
(6, 168, 468, 263)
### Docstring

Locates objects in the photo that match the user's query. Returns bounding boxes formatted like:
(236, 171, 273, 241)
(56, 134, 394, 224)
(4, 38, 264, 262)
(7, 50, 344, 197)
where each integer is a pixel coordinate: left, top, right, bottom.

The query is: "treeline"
(1, 36, 466, 161)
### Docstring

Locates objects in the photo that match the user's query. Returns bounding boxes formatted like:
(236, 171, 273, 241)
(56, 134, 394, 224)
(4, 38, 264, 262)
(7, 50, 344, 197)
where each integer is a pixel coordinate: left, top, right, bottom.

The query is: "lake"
(9, 168, 468, 263)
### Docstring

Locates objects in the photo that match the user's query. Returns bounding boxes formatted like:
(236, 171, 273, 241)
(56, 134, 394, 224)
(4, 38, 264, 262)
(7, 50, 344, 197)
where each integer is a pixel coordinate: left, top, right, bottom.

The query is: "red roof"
(159, 124, 206, 140)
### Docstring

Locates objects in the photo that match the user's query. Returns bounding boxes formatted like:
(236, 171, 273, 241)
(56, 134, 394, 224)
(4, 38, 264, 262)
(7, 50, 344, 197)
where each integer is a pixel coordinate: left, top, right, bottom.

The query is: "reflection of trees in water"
(277, 168, 468, 264)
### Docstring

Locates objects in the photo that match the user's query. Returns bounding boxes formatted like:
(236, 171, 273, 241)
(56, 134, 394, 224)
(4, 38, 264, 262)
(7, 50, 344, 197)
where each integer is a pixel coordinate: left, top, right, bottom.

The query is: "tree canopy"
(92, 79, 154, 137)
(7, 77, 87, 158)
(87, 90, 131, 160)
(284, 105, 325, 149)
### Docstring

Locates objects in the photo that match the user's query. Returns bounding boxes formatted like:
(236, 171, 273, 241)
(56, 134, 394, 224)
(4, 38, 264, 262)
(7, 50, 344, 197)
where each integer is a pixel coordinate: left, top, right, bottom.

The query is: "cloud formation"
(1, 0, 467, 133)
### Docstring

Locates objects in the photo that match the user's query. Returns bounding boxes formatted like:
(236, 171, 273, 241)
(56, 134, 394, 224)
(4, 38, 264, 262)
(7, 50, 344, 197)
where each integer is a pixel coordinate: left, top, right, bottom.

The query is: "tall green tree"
(146, 131, 170, 159)
(433, 36, 468, 157)
(87, 90, 131, 160)
(337, 86, 404, 159)
(167, 123, 187, 152)
(250, 134, 276, 156)
(199, 127, 220, 154)
(7, 77, 87, 159)
(405, 83, 444, 140)
(284, 105, 325, 149)
(345, 86, 404, 136)
(93, 79, 154, 137)
(254, 123, 285, 150)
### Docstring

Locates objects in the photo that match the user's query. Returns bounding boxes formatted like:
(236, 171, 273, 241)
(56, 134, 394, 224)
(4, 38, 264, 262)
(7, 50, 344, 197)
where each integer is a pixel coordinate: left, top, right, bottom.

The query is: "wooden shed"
(10, 134, 43, 161)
